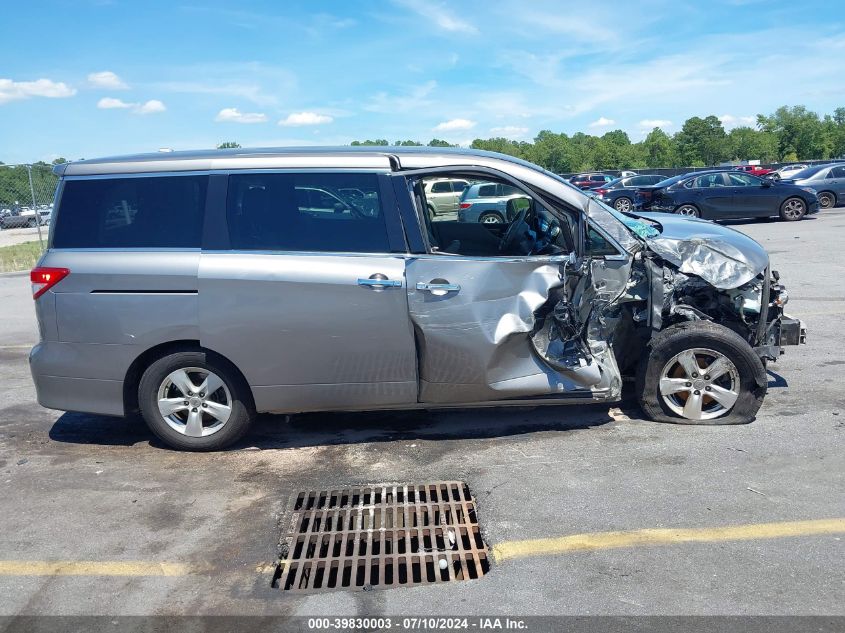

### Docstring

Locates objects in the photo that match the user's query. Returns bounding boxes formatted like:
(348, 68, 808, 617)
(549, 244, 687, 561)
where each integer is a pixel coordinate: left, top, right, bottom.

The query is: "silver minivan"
(30, 147, 804, 451)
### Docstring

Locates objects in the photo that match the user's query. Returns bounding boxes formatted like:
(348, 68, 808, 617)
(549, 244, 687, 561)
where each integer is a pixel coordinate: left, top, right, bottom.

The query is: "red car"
(569, 172, 615, 190)
(733, 164, 773, 177)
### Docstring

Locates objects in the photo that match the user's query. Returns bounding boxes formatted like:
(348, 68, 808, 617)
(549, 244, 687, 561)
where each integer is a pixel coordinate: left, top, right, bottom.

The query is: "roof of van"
(54, 146, 540, 177)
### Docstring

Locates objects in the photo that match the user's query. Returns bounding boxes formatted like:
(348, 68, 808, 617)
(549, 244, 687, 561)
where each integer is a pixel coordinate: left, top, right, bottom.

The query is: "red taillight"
(594, 188, 608, 195)
(31, 267, 69, 299)
(459, 202, 472, 209)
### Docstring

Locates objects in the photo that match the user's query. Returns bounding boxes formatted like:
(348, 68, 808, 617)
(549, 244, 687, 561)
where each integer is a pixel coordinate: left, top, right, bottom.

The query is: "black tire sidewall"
(614, 197, 632, 212)
(818, 193, 834, 208)
(138, 351, 253, 451)
(637, 321, 767, 425)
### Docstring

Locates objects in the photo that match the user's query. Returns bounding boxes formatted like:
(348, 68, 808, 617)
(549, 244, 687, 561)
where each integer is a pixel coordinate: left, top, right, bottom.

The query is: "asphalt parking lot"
(0, 209, 843, 617)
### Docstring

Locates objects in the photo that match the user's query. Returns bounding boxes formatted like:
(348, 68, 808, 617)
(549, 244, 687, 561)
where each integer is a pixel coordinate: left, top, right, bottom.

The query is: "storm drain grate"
(272, 482, 489, 592)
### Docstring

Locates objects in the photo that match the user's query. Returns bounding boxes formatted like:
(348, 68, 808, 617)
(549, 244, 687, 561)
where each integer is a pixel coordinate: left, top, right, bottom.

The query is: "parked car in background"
(0, 206, 47, 229)
(423, 178, 470, 215)
(635, 169, 819, 221)
(786, 163, 845, 209)
(619, 170, 638, 178)
(590, 174, 664, 212)
(767, 164, 808, 181)
(457, 181, 524, 223)
(569, 173, 615, 190)
(733, 164, 773, 177)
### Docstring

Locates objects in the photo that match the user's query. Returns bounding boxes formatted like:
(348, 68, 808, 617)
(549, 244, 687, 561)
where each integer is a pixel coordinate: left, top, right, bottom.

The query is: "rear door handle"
(416, 281, 461, 295)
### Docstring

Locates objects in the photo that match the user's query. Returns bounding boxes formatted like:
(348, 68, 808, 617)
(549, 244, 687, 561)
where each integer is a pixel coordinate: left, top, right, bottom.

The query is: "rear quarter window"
(52, 175, 207, 248)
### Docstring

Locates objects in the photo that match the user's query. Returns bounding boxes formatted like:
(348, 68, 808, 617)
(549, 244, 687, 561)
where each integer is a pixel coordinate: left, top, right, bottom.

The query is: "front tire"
(817, 192, 835, 209)
(637, 321, 767, 425)
(779, 197, 806, 221)
(138, 350, 254, 451)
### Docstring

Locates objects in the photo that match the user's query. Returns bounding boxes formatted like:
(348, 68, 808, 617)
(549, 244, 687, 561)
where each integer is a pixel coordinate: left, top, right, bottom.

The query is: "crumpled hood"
(636, 213, 769, 289)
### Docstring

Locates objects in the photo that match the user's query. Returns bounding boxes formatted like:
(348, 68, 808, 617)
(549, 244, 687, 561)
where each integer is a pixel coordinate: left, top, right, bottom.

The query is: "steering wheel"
(498, 207, 529, 253)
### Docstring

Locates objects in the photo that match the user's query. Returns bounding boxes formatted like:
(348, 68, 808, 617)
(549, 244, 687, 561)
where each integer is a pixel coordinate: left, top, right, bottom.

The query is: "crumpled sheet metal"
(637, 213, 770, 289)
(646, 236, 766, 289)
(406, 258, 607, 403)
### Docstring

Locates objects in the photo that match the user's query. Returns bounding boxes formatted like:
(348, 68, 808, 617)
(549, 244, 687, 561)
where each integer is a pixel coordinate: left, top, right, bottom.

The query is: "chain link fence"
(0, 163, 59, 271)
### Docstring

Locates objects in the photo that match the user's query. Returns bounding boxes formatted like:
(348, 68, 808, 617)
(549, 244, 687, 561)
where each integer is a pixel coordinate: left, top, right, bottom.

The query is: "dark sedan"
(634, 170, 819, 222)
(590, 174, 664, 212)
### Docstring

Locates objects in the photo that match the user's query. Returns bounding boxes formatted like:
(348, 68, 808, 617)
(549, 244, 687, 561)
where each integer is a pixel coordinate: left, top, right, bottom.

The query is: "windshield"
(654, 173, 691, 188)
(789, 165, 827, 180)
(589, 197, 661, 239)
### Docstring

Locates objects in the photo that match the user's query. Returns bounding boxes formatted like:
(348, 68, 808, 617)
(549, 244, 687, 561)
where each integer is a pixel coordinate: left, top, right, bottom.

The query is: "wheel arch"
(123, 340, 255, 416)
(817, 190, 837, 205)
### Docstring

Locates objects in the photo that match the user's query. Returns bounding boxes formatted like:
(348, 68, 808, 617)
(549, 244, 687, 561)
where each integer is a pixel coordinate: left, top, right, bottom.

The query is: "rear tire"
(479, 212, 504, 224)
(637, 321, 767, 425)
(779, 197, 806, 221)
(138, 350, 254, 451)
(817, 192, 835, 209)
(427, 204, 437, 217)
(614, 197, 633, 213)
(675, 204, 700, 218)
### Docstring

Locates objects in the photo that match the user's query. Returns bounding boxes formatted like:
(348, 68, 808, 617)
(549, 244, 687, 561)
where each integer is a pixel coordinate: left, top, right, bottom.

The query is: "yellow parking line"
(492, 518, 845, 562)
(0, 561, 190, 576)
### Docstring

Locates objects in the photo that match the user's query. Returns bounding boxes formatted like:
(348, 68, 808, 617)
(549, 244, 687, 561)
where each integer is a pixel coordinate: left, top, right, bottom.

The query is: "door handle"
(357, 275, 402, 289)
(416, 281, 461, 295)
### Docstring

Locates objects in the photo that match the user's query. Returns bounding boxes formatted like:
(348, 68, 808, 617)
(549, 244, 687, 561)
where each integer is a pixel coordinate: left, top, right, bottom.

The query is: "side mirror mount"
(761, 180, 772, 188)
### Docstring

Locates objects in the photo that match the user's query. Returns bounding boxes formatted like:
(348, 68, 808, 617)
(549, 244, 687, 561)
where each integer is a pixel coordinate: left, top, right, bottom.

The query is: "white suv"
(424, 178, 469, 215)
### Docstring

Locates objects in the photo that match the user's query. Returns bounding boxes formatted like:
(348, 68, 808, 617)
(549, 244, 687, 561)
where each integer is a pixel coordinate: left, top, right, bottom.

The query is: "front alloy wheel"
(817, 192, 835, 209)
(637, 321, 767, 425)
(780, 197, 806, 221)
(659, 349, 739, 421)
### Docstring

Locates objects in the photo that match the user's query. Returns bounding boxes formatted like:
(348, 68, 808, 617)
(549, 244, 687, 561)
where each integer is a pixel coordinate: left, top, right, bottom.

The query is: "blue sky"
(1, 0, 844, 163)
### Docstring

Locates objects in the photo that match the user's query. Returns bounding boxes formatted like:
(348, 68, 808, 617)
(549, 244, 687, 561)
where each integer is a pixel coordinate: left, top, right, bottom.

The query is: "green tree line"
(0, 159, 64, 208)
(353, 105, 845, 173)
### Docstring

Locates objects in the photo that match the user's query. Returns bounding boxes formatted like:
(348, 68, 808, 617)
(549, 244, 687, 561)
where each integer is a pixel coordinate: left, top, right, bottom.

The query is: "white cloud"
(393, 0, 478, 34)
(588, 116, 615, 128)
(433, 118, 476, 132)
(639, 119, 673, 128)
(0, 78, 76, 104)
(719, 114, 757, 128)
(97, 97, 166, 114)
(135, 99, 166, 114)
(278, 111, 333, 126)
(97, 97, 132, 109)
(87, 71, 128, 90)
(365, 80, 437, 114)
(490, 125, 529, 138)
(215, 107, 267, 123)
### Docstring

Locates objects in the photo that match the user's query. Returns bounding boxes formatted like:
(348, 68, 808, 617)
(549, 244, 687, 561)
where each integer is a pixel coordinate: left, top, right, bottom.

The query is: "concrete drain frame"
(272, 482, 490, 592)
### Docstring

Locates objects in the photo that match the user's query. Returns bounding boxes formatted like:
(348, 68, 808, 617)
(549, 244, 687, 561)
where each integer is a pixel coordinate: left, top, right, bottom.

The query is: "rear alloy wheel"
(779, 197, 806, 221)
(139, 350, 254, 451)
(675, 204, 700, 218)
(637, 321, 767, 425)
(614, 197, 633, 213)
(479, 212, 504, 224)
(817, 192, 835, 209)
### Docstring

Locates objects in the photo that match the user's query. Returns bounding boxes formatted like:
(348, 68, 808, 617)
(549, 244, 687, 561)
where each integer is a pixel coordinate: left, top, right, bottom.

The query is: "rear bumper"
(29, 342, 126, 416)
